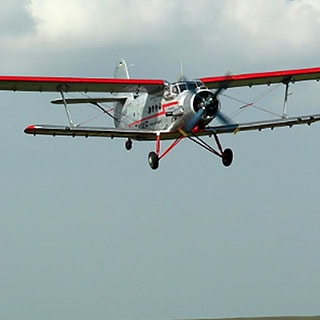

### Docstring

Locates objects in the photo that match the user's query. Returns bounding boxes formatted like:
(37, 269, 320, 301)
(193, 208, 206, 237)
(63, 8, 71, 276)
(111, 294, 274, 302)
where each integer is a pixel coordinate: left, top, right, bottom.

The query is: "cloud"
(220, 0, 320, 54)
(26, 0, 180, 47)
(27, 0, 319, 64)
(0, 0, 319, 75)
(0, 0, 35, 38)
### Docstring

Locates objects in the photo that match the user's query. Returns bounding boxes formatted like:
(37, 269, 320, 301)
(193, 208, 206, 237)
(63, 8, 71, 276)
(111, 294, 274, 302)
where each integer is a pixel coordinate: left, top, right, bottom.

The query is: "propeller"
(190, 76, 232, 130)
(212, 75, 230, 98)
(185, 76, 232, 131)
(179, 71, 233, 131)
(212, 74, 232, 125)
(185, 107, 206, 132)
(216, 111, 232, 125)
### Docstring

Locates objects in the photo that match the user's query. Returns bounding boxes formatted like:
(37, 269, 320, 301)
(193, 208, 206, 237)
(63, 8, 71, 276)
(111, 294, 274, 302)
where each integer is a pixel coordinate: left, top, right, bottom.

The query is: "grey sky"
(0, 1, 320, 319)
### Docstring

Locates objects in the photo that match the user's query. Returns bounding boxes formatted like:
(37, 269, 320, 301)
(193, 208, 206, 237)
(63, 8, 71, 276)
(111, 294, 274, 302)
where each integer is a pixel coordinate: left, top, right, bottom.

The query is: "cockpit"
(170, 80, 207, 95)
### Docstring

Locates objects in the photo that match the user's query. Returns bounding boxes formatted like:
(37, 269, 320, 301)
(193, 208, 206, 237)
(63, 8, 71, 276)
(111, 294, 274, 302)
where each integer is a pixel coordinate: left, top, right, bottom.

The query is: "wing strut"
(60, 90, 75, 127)
(91, 101, 120, 124)
(282, 80, 291, 118)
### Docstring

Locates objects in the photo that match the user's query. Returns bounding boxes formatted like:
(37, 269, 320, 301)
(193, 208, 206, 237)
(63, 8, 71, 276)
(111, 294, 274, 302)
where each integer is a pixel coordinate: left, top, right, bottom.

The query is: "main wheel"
(148, 152, 159, 170)
(125, 139, 132, 151)
(222, 148, 233, 167)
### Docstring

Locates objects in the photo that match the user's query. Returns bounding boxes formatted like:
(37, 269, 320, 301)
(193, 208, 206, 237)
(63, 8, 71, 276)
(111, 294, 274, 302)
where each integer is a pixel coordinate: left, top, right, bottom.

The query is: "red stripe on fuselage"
(162, 101, 179, 108)
(127, 101, 179, 128)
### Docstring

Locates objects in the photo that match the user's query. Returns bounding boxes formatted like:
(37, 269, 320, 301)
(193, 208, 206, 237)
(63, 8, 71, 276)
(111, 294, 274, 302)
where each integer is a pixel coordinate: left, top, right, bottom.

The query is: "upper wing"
(0, 75, 165, 93)
(200, 67, 320, 89)
(2, 67, 319, 92)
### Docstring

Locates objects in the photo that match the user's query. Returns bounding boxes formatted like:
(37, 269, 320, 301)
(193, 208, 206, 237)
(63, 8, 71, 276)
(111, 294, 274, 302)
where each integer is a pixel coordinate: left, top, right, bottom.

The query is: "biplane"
(0, 59, 320, 169)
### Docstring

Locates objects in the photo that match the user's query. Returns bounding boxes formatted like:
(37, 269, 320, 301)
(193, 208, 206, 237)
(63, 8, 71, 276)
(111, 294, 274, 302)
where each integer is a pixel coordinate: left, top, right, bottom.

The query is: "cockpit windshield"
(171, 80, 206, 95)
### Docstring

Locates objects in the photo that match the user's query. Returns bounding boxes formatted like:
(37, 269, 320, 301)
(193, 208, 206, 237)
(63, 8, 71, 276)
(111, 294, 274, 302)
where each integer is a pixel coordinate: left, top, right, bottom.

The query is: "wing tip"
(24, 125, 36, 134)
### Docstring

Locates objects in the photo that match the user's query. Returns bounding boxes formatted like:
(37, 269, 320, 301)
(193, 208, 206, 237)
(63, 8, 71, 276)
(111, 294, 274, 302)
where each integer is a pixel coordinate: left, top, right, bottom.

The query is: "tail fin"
(113, 59, 131, 128)
(114, 59, 130, 79)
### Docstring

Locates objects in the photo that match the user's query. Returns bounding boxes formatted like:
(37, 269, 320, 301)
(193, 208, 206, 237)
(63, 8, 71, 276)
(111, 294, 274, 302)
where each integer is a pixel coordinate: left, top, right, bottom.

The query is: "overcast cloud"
(1, 0, 320, 74)
(0, 1, 318, 64)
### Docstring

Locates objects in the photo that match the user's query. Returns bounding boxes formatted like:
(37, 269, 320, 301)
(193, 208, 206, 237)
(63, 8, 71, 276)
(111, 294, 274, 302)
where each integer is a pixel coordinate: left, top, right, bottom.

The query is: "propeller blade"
(211, 73, 232, 125)
(185, 108, 205, 132)
(216, 111, 233, 125)
(213, 73, 231, 97)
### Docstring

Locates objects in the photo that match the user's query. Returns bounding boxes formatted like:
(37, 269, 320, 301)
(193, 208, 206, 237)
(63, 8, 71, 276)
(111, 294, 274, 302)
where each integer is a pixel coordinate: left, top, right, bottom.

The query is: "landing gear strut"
(186, 132, 233, 167)
(148, 133, 161, 170)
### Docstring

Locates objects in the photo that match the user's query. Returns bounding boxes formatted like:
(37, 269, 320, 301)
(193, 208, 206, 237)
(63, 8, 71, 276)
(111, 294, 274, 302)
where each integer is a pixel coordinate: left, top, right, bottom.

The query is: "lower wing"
(24, 125, 179, 141)
(25, 113, 320, 141)
(205, 113, 320, 135)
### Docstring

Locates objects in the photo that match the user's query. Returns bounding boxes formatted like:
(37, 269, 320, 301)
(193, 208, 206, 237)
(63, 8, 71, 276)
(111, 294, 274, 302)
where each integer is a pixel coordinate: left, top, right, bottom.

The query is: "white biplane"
(1, 59, 320, 169)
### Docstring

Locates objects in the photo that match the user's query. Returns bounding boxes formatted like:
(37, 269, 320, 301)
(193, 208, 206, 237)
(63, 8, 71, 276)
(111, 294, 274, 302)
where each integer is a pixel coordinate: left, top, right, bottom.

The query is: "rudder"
(113, 59, 132, 128)
(114, 59, 130, 79)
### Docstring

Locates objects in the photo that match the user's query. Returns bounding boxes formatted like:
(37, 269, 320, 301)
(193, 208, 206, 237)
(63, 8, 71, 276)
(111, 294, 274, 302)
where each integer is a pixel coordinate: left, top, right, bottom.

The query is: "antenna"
(177, 61, 187, 81)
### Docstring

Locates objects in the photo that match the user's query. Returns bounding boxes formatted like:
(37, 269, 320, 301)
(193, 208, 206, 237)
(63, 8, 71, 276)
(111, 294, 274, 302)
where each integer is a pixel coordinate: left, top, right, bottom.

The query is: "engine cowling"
(167, 86, 221, 132)
(192, 90, 220, 120)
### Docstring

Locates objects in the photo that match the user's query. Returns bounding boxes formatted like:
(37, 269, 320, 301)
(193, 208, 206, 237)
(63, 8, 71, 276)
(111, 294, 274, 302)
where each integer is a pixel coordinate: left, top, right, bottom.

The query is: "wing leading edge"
(24, 125, 163, 141)
(1, 67, 319, 93)
(201, 67, 320, 89)
(0, 76, 165, 93)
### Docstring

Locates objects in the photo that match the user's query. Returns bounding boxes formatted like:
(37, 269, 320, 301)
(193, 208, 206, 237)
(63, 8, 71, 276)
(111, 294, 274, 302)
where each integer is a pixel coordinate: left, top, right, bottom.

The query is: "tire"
(222, 148, 233, 167)
(148, 152, 159, 170)
(125, 139, 132, 151)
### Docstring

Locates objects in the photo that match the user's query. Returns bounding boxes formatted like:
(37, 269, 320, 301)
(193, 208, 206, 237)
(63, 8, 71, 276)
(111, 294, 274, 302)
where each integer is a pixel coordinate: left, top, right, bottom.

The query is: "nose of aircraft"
(184, 90, 219, 132)
(192, 90, 220, 118)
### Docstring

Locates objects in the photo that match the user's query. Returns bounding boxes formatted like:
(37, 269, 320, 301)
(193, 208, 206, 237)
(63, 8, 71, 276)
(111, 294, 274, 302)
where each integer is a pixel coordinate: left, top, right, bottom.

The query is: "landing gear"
(147, 135, 184, 170)
(185, 132, 233, 167)
(145, 131, 233, 170)
(148, 152, 159, 170)
(222, 148, 233, 167)
(125, 138, 132, 151)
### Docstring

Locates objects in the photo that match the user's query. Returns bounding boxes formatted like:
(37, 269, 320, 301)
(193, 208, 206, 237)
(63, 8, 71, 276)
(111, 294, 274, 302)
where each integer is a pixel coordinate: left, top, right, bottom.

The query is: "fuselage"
(115, 80, 220, 133)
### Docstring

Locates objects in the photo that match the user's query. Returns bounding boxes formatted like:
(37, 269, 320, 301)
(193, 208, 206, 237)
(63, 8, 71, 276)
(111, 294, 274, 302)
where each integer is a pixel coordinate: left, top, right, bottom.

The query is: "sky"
(0, 1, 320, 319)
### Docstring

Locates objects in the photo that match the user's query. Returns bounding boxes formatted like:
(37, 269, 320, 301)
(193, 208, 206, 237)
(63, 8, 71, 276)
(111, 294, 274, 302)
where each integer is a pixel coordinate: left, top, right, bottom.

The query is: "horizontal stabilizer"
(51, 97, 127, 105)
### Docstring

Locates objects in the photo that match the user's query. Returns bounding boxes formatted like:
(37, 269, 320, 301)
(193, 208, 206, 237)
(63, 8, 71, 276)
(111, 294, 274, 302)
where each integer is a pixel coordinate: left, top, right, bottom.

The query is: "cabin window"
(187, 82, 197, 91)
(178, 83, 187, 92)
(171, 85, 179, 94)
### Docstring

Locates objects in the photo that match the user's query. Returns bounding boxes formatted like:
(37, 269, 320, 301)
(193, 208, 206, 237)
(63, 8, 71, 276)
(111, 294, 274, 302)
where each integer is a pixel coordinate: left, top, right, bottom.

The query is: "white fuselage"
(115, 80, 220, 133)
